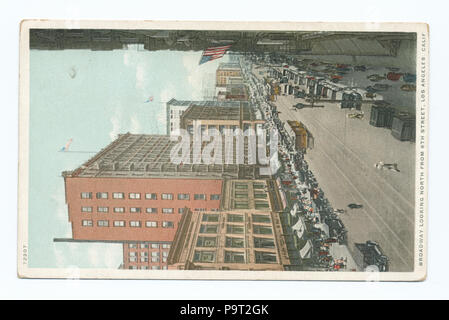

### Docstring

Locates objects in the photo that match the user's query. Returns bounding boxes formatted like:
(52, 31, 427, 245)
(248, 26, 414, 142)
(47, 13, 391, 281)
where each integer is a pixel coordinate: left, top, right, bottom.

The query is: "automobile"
(356, 241, 389, 272)
(347, 203, 363, 209)
(386, 67, 401, 72)
(365, 92, 376, 99)
(402, 73, 416, 83)
(354, 65, 367, 72)
(347, 112, 364, 120)
(401, 84, 416, 92)
(367, 74, 386, 82)
(387, 72, 403, 81)
(372, 83, 391, 91)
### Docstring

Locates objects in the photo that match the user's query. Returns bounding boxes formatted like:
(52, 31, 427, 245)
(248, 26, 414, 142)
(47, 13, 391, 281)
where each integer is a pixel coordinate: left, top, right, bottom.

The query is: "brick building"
(216, 63, 242, 87)
(59, 133, 269, 270)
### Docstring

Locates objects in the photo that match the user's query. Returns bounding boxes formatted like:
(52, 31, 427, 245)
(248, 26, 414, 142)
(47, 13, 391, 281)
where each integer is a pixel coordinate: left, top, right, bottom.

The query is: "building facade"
(165, 99, 241, 135)
(167, 179, 293, 270)
(216, 63, 243, 87)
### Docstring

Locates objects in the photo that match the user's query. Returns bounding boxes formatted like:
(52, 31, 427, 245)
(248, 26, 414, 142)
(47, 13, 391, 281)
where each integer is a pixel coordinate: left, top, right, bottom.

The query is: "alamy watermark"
(170, 121, 280, 175)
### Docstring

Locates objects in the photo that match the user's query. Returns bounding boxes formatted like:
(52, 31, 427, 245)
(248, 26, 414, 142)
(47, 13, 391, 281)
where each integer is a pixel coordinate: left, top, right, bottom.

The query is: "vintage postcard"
(18, 20, 428, 280)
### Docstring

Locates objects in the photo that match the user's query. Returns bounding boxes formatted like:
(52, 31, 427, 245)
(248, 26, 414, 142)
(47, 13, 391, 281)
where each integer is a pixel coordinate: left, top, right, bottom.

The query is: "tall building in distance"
(165, 99, 241, 135)
(216, 63, 242, 87)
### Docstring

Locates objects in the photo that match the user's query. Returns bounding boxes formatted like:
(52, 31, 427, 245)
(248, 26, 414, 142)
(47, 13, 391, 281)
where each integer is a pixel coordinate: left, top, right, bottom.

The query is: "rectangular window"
(129, 266, 137, 270)
(193, 251, 216, 263)
(177, 193, 190, 200)
(226, 225, 244, 234)
(162, 244, 171, 249)
(151, 243, 159, 249)
(112, 192, 124, 199)
(202, 214, 219, 222)
(141, 266, 149, 270)
(140, 243, 149, 249)
(210, 194, 220, 200)
(254, 193, 268, 199)
(140, 256, 148, 263)
(81, 206, 92, 213)
(146, 208, 157, 214)
(97, 206, 109, 213)
(151, 266, 161, 270)
(114, 207, 125, 213)
(253, 183, 265, 189)
(194, 194, 206, 200)
(82, 220, 93, 227)
(113, 220, 125, 227)
(178, 208, 185, 214)
(151, 251, 160, 257)
(129, 243, 137, 249)
(129, 193, 141, 200)
(97, 220, 109, 227)
(196, 236, 217, 247)
(199, 224, 218, 234)
(195, 208, 206, 212)
(225, 237, 245, 248)
(255, 201, 270, 209)
(161, 193, 173, 200)
(81, 192, 92, 199)
(253, 225, 273, 235)
(227, 214, 244, 223)
(130, 221, 141, 228)
(224, 251, 245, 263)
(162, 266, 168, 270)
(255, 251, 277, 264)
(252, 214, 271, 224)
(162, 221, 174, 228)
(235, 183, 248, 189)
(129, 257, 137, 262)
(145, 221, 157, 228)
(96, 192, 108, 199)
(162, 208, 174, 214)
(162, 251, 169, 257)
(145, 193, 157, 200)
(130, 207, 141, 213)
(151, 257, 159, 263)
(254, 237, 276, 249)
(234, 201, 249, 209)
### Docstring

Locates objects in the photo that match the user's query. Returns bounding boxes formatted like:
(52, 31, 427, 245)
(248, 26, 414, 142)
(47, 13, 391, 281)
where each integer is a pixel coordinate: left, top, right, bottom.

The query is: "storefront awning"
(299, 240, 313, 259)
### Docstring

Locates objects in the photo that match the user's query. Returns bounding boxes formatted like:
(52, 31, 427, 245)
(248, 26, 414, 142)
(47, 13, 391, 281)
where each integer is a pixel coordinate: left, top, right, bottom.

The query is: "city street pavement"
(254, 68, 416, 272)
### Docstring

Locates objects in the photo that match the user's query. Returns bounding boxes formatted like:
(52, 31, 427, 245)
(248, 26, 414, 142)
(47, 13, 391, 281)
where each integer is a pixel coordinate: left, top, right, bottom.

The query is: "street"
(253, 67, 415, 272)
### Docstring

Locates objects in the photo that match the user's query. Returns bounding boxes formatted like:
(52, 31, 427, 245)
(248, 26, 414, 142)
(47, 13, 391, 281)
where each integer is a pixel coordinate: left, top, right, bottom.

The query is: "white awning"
(299, 240, 313, 259)
(292, 217, 306, 239)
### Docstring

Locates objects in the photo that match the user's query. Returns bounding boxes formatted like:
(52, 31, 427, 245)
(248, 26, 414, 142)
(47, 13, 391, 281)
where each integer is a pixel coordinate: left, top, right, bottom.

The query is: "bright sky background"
(29, 47, 228, 268)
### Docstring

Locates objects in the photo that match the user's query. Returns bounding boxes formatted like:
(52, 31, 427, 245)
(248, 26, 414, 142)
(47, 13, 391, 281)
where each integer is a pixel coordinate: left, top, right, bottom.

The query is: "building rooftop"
(62, 133, 269, 179)
(217, 63, 241, 70)
(181, 102, 263, 123)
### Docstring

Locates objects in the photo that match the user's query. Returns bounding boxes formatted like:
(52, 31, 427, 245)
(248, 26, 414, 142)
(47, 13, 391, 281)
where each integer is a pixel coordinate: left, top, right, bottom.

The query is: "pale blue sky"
(29, 47, 227, 268)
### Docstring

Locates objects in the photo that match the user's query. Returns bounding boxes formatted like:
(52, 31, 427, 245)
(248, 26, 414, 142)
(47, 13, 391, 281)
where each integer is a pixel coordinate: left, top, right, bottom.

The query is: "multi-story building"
(165, 99, 241, 135)
(216, 63, 242, 87)
(179, 102, 265, 134)
(217, 84, 249, 102)
(167, 179, 294, 270)
(59, 133, 270, 269)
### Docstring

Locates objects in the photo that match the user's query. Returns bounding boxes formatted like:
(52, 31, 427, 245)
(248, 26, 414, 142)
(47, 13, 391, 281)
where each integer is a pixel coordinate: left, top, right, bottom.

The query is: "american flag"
(198, 45, 232, 65)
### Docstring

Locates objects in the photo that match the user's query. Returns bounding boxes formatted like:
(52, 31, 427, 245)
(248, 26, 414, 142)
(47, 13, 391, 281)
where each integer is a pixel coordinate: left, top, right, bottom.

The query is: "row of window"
(196, 236, 275, 249)
(130, 256, 168, 263)
(199, 224, 273, 235)
(201, 213, 271, 224)
(81, 192, 220, 201)
(128, 265, 168, 270)
(81, 220, 174, 228)
(81, 206, 186, 214)
(193, 250, 277, 264)
(128, 243, 171, 249)
(129, 251, 168, 257)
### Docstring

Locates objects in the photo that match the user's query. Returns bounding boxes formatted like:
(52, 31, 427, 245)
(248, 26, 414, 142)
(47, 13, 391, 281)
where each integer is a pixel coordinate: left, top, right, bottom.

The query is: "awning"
(299, 240, 313, 259)
(314, 223, 329, 237)
(291, 217, 306, 239)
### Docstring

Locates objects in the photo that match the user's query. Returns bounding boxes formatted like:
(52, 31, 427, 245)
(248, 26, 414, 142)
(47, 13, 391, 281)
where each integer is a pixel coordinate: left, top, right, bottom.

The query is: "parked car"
(401, 84, 416, 92)
(354, 65, 367, 72)
(347, 203, 363, 209)
(387, 72, 403, 81)
(367, 74, 386, 82)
